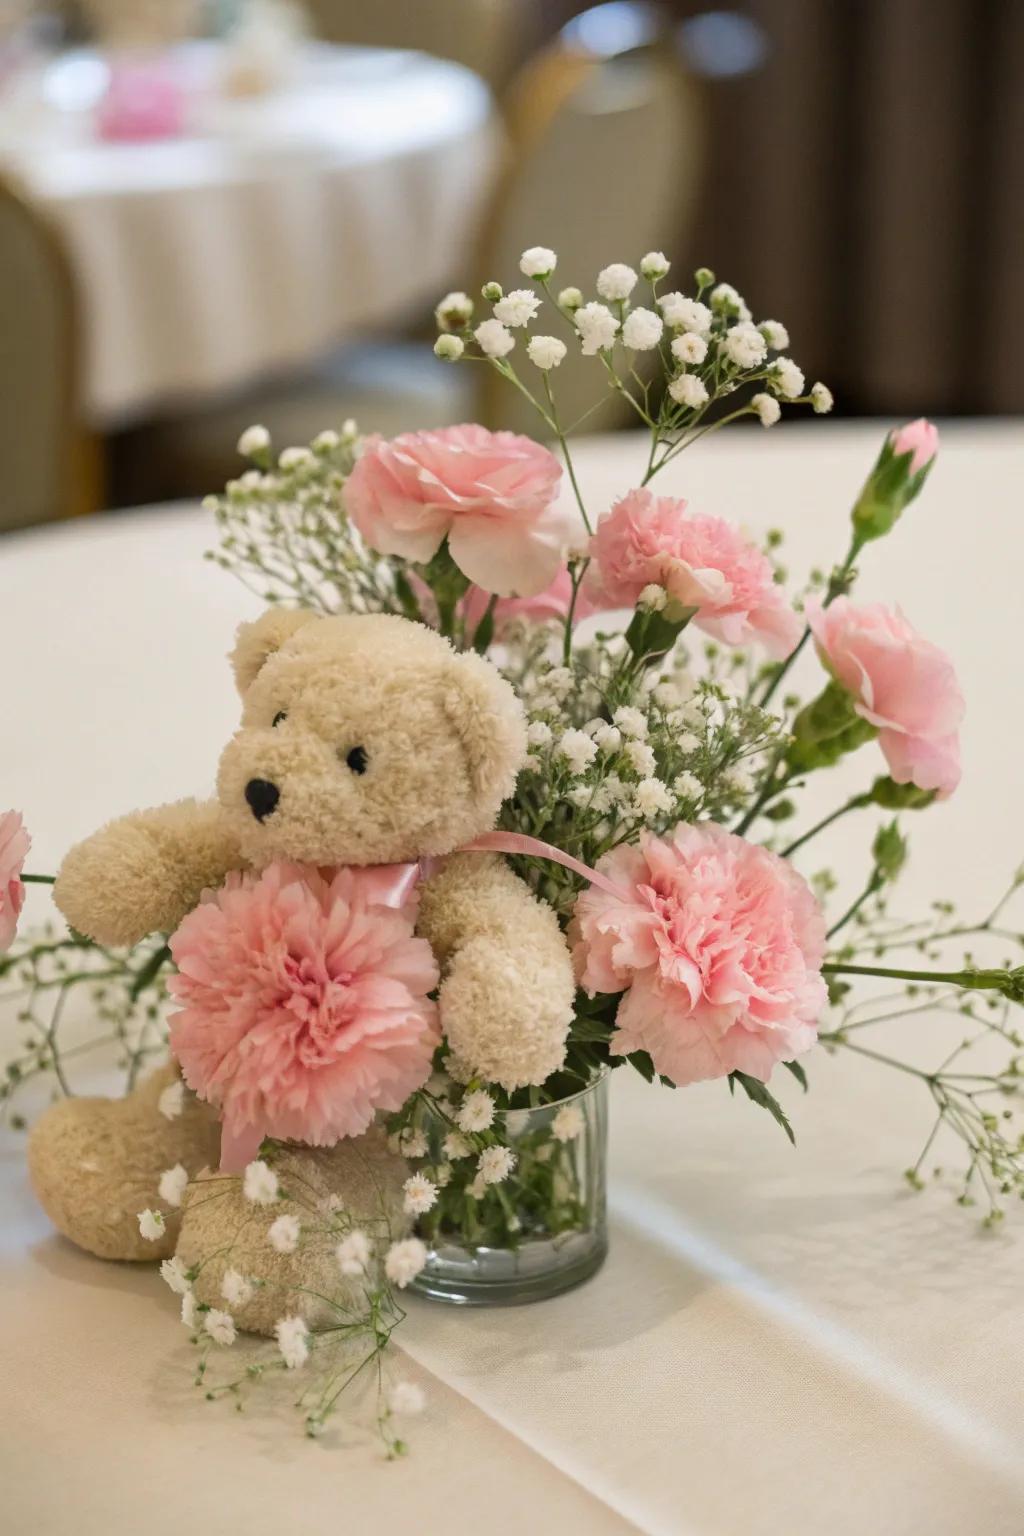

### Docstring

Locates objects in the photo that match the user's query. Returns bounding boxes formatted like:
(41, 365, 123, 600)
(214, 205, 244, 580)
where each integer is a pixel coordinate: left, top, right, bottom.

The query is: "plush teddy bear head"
(217, 609, 527, 868)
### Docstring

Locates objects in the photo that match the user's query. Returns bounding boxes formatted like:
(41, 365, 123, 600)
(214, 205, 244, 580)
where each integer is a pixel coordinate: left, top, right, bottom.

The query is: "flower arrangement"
(4, 246, 1024, 1450)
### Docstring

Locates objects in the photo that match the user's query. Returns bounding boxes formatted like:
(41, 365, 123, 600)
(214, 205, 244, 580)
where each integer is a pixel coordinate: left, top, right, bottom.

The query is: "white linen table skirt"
(2, 423, 1023, 1534)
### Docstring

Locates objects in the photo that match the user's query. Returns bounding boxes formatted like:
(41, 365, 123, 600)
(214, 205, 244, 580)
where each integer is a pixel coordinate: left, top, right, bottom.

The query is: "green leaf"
(623, 605, 697, 667)
(472, 597, 497, 654)
(782, 1059, 808, 1092)
(728, 1070, 796, 1144)
(871, 819, 908, 880)
(627, 1049, 657, 1084)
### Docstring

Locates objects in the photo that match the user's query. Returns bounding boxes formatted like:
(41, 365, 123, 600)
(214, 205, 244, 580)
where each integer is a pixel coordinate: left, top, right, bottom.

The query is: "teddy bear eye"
(272, 711, 287, 728)
(345, 745, 369, 775)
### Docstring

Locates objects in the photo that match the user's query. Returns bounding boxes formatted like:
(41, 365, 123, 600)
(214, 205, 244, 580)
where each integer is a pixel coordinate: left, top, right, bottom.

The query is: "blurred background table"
(3, 423, 1024, 1535)
(0, 42, 497, 426)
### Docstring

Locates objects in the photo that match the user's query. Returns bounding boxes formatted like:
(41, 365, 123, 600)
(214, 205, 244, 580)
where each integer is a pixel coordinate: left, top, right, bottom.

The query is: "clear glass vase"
(411, 1073, 609, 1306)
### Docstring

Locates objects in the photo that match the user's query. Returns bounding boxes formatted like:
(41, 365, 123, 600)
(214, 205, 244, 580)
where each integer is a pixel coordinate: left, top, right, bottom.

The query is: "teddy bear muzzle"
(244, 777, 280, 821)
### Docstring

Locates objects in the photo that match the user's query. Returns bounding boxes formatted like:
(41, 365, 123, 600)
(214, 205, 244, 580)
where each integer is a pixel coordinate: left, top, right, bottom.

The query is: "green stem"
(822, 962, 1015, 991)
(543, 375, 592, 535)
(759, 534, 863, 709)
(733, 750, 791, 836)
(781, 793, 869, 859)
(827, 869, 883, 941)
(21, 873, 55, 885)
(129, 942, 172, 1001)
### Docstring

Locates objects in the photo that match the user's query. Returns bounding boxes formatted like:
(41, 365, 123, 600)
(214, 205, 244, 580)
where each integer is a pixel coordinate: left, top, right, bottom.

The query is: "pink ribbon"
(216, 838, 623, 1171)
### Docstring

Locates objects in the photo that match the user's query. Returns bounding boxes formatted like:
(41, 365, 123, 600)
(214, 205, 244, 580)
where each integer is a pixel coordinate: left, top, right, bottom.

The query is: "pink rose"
(169, 863, 441, 1159)
(0, 810, 30, 953)
(570, 823, 826, 1085)
(807, 597, 964, 798)
(890, 418, 939, 474)
(587, 488, 801, 657)
(345, 424, 573, 597)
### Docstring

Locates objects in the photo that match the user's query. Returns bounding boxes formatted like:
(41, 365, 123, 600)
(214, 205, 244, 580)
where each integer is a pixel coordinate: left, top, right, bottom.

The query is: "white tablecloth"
(2, 423, 1024, 1534)
(0, 44, 497, 424)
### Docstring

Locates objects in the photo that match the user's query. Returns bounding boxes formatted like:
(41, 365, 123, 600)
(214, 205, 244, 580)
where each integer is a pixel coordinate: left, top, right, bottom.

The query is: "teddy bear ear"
(230, 608, 319, 695)
(443, 650, 528, 806)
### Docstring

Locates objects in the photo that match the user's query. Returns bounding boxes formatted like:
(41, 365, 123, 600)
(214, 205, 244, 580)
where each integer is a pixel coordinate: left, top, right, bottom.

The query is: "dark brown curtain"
(543, 0, 1024, 415)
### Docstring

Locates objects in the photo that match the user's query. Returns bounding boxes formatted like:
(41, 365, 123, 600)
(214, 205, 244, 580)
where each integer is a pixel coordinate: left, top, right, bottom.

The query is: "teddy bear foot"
(28, 1060, 221, 1261)
(175, 1131, 411, 1336)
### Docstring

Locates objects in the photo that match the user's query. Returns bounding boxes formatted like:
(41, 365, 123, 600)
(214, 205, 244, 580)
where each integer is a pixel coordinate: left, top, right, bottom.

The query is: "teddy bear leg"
(174, 1132, 411, 1336)
(27, 1060, 221, 1261)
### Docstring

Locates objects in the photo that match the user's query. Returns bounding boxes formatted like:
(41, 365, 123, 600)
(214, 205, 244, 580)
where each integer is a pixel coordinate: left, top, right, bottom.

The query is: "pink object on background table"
(96, 59, 186, 141)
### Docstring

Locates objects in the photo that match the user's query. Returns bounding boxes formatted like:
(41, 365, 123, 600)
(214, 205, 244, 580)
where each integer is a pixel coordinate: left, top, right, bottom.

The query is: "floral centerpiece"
(4, 246, 1023, 1449)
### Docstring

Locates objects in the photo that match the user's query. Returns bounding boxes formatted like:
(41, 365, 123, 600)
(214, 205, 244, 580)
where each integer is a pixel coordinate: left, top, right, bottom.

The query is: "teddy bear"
(28, 609, 576, 1330)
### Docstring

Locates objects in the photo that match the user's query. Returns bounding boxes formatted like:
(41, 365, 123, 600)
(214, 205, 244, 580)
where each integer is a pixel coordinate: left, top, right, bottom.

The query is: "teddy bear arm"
(54, 798, 242, 947)
(418, 853, 576, 1091)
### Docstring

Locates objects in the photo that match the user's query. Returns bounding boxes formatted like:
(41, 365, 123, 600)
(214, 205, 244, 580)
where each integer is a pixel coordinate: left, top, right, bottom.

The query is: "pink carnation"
(588, 488, 801, 657)
(807, 597, 964, 798)
(460, 567, 601, 632)
(345, 423, 573, 597)
(168, 863, 440, 1163)
(0, 811, 30, 953)
(890, 417, 939, 474)
(570, 823, 826, 1085)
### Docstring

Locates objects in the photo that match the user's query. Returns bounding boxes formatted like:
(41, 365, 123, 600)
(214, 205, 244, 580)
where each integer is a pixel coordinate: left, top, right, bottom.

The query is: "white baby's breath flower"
(526, 720, 553, 748)
(157, 1079, 184, 1120)
(160, 1256, 191, 1296)
(137, 1209, 165, 1242)
(237, 424, 270, 457)
(634, 778, 673, 817)
(568, 784, 593, 809)
(674, 770, 703, 800)
(637, 583, 667, 612)
(434, 1162, 452, 1188)
(442, 1129, 472, 1159)
(158, 1164, 188, 1209)
(522, 753, 541, 773)
(243, 1160, 279, 1205)
(625, 740, 656, 777)
(557, 728, 598, 774)
(474, 318, 515, 358)
(613, 705, 648, 739)
(671, 332, 708, 366)
(275, 1314, 309, 1369)
(399, 1126, 429, 1158)
(710, 282, 751, 320)
(312, 429, 340, 452)
(723, 322, 767, 369)
(526, 334, 567, 370)
(520, 246, 557, 278)
(457, 1090, 496, 1134)
(336, 1229, 372, 1277)
(724, 764, 756, 797)
(770, 358, 805, 399)
(597, 262, 638, 300)
(220, 1268, 254, 1308)
(659, 293, 712, 333)
(434, 334, 465, 361)
(204, 1308, 236, 1347)
(279, 446, 314, 471)
(478, 1145, 517, 1185)
(494, 288, 541, 327)
(268, 1214, 300, 1254)
(552, 1103, 585, 1142)
(640, 250, 670, 280)
(592, 722, 622, 754)
(751, 392, 781, 427)
(384, 1237, 428, 1289)
(467, 1172, 488, 1200)
(676, 731, 701, 754)
(681, 697, 707, 727)
(434, 290, 474, 330)
(574, 301, 619, 355)
(545, 666, 574, 699)
(181, 1291, 197, 1329)
(387, 1381, 426, 1417)
(621, 307, 663, 351)
(557, 286, 583, 311)
(811, 381, 834, 414)
(668, 373, 709, 408)
(760, 319, 789, 350)
(402, 1173, 439, 1215)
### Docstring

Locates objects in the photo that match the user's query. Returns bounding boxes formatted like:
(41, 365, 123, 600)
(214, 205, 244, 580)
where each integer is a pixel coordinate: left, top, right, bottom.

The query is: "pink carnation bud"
(889, 417, 939, 474)
(0, 811, 30, 954)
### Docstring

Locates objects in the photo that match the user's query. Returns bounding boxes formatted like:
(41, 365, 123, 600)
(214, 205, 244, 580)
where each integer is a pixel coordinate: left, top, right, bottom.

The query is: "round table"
(3, 425, 1024, 1534)
(0, 43, 498, 425)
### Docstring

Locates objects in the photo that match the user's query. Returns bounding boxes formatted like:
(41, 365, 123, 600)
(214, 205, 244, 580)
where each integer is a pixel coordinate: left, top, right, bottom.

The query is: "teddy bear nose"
(245, 778, 280, 822)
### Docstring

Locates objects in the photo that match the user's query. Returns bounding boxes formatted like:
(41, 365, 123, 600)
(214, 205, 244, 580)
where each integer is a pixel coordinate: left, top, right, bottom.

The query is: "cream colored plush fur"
(28, 1061, 220, 1260)
(33, 611, 575, 1308)
(176, 1133, 409, 1334)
